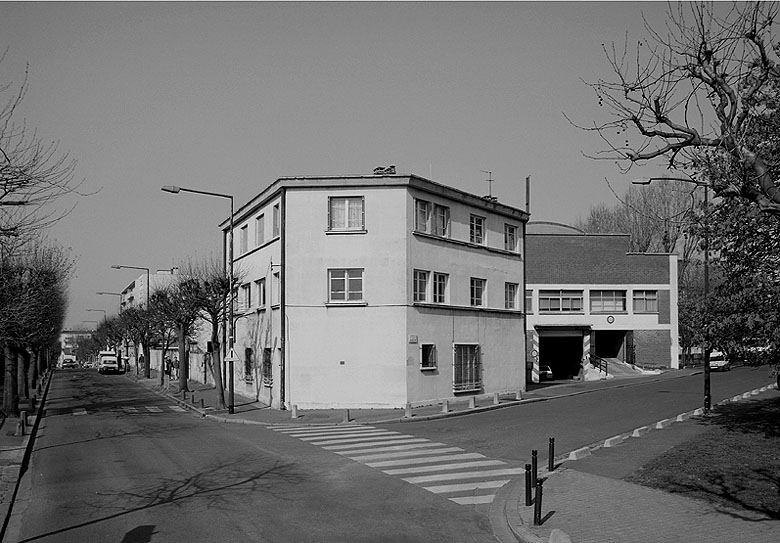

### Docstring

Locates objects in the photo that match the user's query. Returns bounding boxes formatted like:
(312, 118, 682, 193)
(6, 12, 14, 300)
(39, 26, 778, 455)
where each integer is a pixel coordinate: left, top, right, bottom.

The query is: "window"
(272, 203, 280, 238)
(504, 224, 518, 252)
(240, 283, 251, 310)
(272, 271, 280, 306)
(505, 282, 519, 309)
(539, 290, 583, 313)
(414, 199, 431, 232)
(255, 278, 266, 307)
(413, 270, 429, 302)
(255, 214, 265, 246)
(453, 344, 481, 392)
(421, 344, 437, 370)
(433, 204, 450, 237)
(633, 290, 659, 313)
(433, 272, 448, 304)
(590, 290, 627, 313)
(470, 215, 485, 244)
(261, 347, 273, 386)
(470, 277, 486, 307)
(328, 268, 364, 302)
(525, 289, 533, 314)
(328, 196, 365, 231)
(240, 225, 248, 254)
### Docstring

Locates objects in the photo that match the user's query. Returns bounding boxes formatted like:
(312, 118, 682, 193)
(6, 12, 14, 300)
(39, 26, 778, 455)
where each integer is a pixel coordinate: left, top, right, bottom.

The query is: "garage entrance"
(594, 330, 626, 359)
(538, 329, 585, 380)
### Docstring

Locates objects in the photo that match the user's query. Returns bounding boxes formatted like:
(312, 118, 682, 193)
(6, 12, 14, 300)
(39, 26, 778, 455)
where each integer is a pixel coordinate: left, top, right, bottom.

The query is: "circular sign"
(607, 315, 615, 324)
(531, 349, 538, 358)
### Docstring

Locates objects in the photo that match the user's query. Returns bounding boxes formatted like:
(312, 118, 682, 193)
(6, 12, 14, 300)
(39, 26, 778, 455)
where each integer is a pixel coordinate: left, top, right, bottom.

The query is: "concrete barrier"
(655, 418, 672, 429)
(568, 447, 591, 460)
(631, 426, 650, 438)
(603, 435, 626, 448)
(676, 412, 690, 422)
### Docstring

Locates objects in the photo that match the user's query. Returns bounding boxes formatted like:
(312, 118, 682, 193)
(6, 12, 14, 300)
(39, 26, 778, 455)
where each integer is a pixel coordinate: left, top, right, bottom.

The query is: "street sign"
(225, 348, 240, 362)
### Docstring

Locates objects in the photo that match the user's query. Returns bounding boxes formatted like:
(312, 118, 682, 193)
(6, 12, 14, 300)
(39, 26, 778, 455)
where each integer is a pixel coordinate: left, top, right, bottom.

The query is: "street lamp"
(86, 308, 107, 320)
(632, 176, 711, 414)
(112, 264, 151, 377)
(162, 184, 235, 414)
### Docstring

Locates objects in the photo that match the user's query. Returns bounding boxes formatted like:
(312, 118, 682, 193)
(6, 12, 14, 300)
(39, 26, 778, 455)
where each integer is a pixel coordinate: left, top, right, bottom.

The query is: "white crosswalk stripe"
(271, 424, 521, 506)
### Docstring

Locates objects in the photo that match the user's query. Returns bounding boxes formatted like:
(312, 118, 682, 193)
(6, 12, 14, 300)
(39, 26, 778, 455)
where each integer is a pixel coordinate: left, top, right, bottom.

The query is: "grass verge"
(626, 395, 780, 519)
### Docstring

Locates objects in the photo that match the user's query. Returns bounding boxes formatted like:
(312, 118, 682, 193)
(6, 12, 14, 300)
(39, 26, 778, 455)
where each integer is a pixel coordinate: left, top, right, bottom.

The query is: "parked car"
(539, 365, 554, 380)
(61, 359, 78, 369)
(709, 350, 731, 371)
(98, 351, 120, 374)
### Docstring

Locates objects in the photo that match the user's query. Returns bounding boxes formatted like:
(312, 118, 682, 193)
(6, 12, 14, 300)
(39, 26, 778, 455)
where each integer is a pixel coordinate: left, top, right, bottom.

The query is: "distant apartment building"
(118, 268, 179, 310)
(223, 172, 529, 409)
(58, 329, 94, 365)
(525, 222, 679, 382)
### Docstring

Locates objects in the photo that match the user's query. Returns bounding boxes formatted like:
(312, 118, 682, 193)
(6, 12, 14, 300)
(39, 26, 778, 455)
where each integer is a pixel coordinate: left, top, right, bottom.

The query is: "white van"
(98, 351, 119, 374)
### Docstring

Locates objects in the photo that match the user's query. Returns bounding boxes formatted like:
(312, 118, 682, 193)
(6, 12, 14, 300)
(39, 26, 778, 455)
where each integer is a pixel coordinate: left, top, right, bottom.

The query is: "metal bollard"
(548, 437, 555, 471)
(343, 409, 350, 423)
(533, 480, 543, 525)
(191, 395, 197, 405)
(525, 464, 533, 506)
(291, 404, 299, 419)
(516, 390, 523, 401)
(531, 450, 538, 488)
(200, 398, 205, 409)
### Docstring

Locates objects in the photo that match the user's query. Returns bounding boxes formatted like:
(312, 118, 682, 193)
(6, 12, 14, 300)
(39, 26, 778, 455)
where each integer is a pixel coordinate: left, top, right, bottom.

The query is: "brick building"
(525, 222, 679, 381)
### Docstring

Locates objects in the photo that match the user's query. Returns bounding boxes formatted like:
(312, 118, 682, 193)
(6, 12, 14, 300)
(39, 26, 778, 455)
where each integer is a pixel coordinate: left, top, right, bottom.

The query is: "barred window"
(453, 344, 481, 392)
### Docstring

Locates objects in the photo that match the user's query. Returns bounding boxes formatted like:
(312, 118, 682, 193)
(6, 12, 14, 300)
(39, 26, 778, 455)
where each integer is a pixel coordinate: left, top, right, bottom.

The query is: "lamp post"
(161, 184, 235, 414)
(112, 264, 151, 377)
(632, 176, 711, 414)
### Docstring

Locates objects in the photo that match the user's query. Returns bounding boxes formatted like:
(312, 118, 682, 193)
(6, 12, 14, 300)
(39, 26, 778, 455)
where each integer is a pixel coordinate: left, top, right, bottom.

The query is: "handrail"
(590, 353, 609, 375)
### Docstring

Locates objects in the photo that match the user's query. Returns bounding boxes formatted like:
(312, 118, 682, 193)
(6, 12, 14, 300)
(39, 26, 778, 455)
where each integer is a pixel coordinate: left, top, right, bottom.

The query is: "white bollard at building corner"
(468, 396, 476, 409)
(441, 399, 449, 413)
(343, 409, 350, 423)
(516, 390, 523, 401)
(493, 392, 500, 405)
(291, 404, 299, 419)
(404, 403, 412, 418)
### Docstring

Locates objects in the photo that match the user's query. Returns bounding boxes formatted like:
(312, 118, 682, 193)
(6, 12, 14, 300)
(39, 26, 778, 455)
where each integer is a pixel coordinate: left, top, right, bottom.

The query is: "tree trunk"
(210, 322, 226, 410)
(178, 323, 189, 393)
(28, 349, 38, 397)
(143, 342, 151, 380)
(3, 344, 18, 417)
(17, 349, 28, 402)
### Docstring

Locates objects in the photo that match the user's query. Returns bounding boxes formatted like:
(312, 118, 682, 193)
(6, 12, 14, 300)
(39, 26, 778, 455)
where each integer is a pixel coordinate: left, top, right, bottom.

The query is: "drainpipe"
(280, 188, 287, 409)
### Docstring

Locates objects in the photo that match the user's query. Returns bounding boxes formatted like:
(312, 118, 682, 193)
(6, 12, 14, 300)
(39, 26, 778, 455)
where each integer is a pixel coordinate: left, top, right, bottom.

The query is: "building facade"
(225, 173, 529, 409)
(525, 223, 679, 382)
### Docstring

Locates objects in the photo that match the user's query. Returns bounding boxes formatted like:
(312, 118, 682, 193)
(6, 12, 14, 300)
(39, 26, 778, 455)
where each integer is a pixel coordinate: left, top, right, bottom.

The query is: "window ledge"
(420, 366, 437, 371)
(413, 231, 522, 258)
(325, 229, 368, 235)
(325, 301, 368, 307)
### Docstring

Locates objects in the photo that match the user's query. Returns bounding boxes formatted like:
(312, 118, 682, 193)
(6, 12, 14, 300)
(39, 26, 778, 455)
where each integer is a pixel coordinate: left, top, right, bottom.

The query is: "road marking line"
(145, 406, 163, 413)
(122, 407, 138, 413)
(73, 408, 87, 416)
(364, 452, 486, 468)
(310, 434, 407, 446)
(383, 460, 506, 476)
(424, 479, 509, 494)
(335, 442, 450, 455)
(402, 468, 524, 485)
(299, 430, 393, 441)
(451, 495, 496, 505)
(326, 438, 432, 451)
(170, 406, 186, 412)
(346, 447, 464, 462)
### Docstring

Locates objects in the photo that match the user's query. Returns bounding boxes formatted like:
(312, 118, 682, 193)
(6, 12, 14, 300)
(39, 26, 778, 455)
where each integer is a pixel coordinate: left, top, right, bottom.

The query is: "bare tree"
(146, 290, 178, 387)
(576, 2, 780, 215)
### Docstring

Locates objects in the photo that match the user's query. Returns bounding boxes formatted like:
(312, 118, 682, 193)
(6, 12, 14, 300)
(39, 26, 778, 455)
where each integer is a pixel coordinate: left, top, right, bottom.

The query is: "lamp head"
(111, 265, 122, 269)
(161, 185, 181, 194)
(631, 178, 653, 185)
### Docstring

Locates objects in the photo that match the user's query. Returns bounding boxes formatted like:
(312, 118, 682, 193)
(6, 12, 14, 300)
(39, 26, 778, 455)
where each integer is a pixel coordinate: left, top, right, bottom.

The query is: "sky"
(0, 1, 675, 329)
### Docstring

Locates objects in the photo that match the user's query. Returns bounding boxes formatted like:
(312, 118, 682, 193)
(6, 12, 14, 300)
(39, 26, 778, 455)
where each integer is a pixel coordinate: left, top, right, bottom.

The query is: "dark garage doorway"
(594, 330, 626, 359)
(539, 334, 583, 380)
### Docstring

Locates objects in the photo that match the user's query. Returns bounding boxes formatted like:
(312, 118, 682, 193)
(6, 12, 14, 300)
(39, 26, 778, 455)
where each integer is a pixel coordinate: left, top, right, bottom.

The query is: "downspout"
(523, 175, 530, 389)
(280, 188, 287, 409)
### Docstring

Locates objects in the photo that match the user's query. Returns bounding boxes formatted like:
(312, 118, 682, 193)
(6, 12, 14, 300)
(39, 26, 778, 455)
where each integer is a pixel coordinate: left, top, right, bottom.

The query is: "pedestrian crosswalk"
(271, 424, 522, 506)
(70, 405, 187, 415)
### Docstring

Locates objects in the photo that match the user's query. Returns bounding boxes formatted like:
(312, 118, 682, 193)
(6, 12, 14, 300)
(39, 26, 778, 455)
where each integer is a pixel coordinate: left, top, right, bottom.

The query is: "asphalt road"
(380, 364, 775, 465)
(7, 371, 497, 543)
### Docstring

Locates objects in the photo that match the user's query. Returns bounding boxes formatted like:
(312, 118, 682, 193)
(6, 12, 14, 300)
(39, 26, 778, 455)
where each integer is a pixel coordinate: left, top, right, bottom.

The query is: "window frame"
(432, 272, 449, 304)
(633, 290, 659, 313)
(470, 214, 485, 245)
(420, 343, 437, 370)
(272, 203, 280, 238)
(433, 204, 450, 237)
(328, 268, 364, 303)
(590, 290, 627, 313)
(255, 214, 265, 246)
(470, 277, 486, 307)
(538, 289, 584, 313)
(504, 223, 519, 252)
(413, 269, 429, 303)
(453, 343, 481, 392)
(525, 289, 533, 314)
(328, 196, 366, 231)
(414, 199, 431, 233)
(239, 225, 249, 254)
(505, 282, 519, 309)
(255, 278, 266, 307)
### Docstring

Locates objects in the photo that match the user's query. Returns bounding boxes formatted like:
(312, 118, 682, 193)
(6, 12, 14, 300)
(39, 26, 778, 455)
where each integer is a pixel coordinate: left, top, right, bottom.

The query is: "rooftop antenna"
(481, 170, 497, 202)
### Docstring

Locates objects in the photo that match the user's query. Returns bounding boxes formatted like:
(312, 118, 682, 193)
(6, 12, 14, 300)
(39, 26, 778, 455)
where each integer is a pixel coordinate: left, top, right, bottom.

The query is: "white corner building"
(224, 172, 529, 410)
